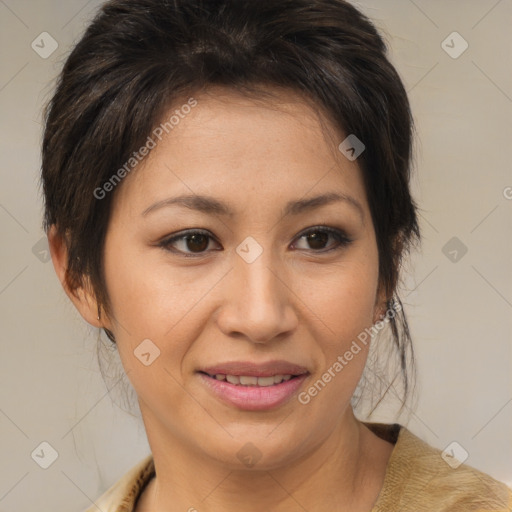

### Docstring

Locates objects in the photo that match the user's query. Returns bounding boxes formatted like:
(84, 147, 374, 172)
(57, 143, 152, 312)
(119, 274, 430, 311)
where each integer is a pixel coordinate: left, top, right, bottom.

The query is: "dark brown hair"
(41, 0, 421, 414)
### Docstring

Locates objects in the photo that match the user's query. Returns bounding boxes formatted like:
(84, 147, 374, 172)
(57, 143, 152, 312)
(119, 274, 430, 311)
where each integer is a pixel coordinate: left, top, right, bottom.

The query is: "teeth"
(257, 376, 275, 387)
(226, 375, 240, 385)
(212, 374, 295, 386)
(239, 376, 258, 385)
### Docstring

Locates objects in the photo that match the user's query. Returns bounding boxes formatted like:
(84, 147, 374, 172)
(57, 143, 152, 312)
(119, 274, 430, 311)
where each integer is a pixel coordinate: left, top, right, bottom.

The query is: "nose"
(215, 248, 299, 344)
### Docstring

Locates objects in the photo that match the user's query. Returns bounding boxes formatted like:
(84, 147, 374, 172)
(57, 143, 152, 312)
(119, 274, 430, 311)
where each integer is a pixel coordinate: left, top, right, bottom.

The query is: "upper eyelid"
(162, 226, 349, 242)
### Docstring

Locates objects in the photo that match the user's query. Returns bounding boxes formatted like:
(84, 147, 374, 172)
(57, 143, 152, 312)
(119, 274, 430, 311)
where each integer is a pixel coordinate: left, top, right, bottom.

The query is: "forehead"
(111, 87, 370, 221)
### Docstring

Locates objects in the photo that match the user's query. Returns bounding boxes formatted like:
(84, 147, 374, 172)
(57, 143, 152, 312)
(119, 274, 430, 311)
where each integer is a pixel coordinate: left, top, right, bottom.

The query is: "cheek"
(101, 243, 204, 417)
(101, 237, 227, 372)
(299, 254, 380, 345)
(103, 239, 197, 334)
(294, 259, 379, 423)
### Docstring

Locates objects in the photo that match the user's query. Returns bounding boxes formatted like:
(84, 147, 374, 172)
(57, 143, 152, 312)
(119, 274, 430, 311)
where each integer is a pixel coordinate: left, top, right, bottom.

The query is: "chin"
(196, 423, 318, 471)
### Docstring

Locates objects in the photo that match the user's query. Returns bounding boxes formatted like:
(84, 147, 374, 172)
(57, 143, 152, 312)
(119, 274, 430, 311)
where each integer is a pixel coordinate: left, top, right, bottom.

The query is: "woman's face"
(101, 87, 384, 468)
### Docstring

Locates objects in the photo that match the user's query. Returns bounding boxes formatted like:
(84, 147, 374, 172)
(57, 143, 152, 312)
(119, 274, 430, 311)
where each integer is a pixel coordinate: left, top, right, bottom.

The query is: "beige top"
(84, 422, 512, 511)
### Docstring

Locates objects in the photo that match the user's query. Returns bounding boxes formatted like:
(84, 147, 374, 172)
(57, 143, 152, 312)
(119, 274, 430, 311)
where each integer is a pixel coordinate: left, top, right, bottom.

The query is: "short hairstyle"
(41, 0, 421, 413)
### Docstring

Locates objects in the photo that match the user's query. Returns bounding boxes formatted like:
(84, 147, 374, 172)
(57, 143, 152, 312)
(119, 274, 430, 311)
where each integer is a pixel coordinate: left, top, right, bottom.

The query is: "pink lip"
(200, 360, 309, 378)
(198, 372, 309, 411)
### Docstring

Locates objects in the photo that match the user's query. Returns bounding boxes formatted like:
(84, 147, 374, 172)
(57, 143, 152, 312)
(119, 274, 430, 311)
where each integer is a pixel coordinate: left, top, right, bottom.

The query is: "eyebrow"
(141, 192, 364, 223)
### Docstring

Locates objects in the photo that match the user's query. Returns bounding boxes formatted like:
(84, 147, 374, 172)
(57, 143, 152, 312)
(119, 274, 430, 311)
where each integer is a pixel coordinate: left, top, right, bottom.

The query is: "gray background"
(0, 0, 511, 510)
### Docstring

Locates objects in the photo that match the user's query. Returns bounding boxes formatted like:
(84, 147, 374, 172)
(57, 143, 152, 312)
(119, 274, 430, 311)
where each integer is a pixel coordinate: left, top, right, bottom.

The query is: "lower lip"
(198, 373, 308, 411)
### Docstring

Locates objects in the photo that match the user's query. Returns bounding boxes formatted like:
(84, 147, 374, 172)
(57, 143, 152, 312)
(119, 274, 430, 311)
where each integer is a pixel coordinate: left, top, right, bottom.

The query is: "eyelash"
(157, 226, 354, 258)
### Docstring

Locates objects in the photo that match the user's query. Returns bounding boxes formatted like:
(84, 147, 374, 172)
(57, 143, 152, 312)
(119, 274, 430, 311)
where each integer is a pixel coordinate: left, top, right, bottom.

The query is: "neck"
(137, 407, 388, 512)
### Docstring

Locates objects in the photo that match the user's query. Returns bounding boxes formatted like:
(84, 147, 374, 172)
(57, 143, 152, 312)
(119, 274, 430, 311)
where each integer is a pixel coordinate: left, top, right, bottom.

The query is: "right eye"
(158, 229, 222, 258)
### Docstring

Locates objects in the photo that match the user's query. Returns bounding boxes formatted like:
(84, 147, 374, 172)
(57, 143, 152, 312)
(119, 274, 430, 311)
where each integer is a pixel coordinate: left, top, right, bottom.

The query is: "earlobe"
(47, 225, 102, 328)
(373, 283, 389, 324)
(373, 307, 385, 324)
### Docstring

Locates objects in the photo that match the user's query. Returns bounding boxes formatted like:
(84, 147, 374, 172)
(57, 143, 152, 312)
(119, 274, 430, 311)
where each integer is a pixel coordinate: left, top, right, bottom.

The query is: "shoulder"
(366, 422, 512, 512)
(82, 454, 155, 512)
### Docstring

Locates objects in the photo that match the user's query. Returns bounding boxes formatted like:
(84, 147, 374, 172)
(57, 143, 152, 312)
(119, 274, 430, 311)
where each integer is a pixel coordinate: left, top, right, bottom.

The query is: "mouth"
(197, 361, 310, 411)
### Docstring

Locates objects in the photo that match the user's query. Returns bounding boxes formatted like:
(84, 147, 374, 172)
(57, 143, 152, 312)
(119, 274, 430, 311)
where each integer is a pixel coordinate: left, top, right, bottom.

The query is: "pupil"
(187, 234, 208, 252)
(308, 231, 328, 250)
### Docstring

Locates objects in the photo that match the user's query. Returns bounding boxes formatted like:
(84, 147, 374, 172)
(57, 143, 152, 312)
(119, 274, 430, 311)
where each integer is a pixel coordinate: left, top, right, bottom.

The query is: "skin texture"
(49, 87, 395, 511)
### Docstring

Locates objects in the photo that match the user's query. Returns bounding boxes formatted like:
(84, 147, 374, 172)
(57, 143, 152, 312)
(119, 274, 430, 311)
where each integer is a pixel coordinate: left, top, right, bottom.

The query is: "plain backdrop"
(0, 0, 511, 510)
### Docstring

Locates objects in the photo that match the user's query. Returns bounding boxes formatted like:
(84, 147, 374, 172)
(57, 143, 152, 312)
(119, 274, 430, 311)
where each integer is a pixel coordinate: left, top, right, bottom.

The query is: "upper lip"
(199, 360, 310, 378)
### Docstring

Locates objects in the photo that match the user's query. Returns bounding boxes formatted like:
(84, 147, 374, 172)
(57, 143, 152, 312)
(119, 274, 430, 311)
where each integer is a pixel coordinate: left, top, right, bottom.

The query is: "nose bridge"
(236, 234, 281, 297)
(217, 239, 297, 343)
(240, 248, 280, 307)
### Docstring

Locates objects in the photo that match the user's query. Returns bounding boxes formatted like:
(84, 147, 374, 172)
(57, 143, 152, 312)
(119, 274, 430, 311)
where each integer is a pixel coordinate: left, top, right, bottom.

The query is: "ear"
(373, 280, 389, 324)
(48, 225, 102, 328)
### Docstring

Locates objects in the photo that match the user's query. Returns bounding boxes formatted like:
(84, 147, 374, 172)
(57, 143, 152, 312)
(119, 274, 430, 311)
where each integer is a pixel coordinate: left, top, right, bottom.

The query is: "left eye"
(293, 227, 353, 252)
(158, 227, 352, 257)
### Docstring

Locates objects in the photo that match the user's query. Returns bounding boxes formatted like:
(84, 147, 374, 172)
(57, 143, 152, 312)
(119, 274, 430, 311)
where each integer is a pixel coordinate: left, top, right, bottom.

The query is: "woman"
(41, 0, 512, 510)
